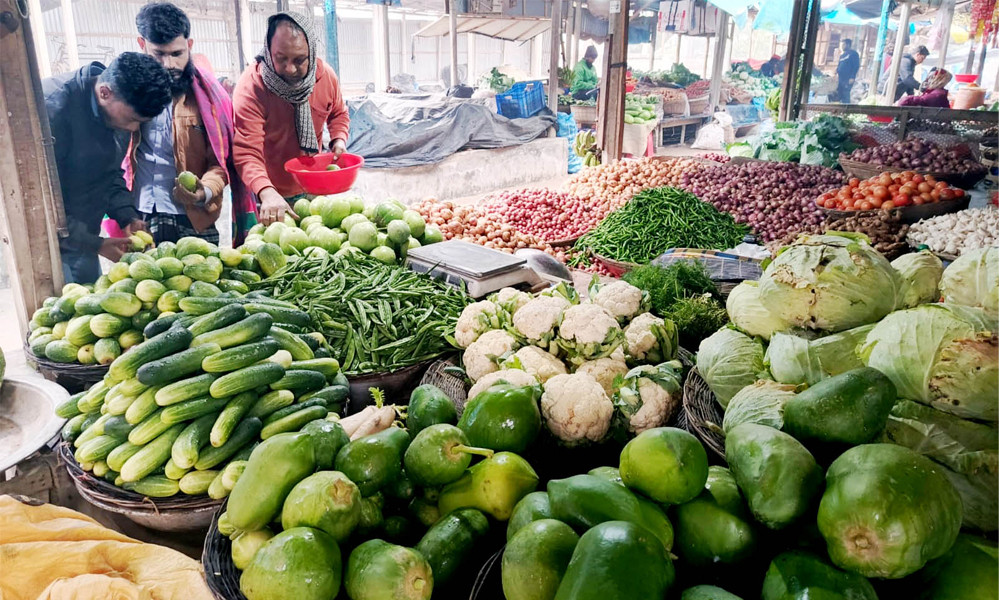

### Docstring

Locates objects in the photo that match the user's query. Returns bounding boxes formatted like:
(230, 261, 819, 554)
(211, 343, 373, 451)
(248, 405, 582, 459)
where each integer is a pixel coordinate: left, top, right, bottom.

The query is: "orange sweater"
(233, 57, 350, 198)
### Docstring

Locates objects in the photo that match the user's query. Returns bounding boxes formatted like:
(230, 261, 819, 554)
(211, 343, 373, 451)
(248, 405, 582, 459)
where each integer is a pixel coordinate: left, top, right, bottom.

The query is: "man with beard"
(130, 2, 258, 244)
(43, 52, 172, 283)
(233, 11, 350, 225)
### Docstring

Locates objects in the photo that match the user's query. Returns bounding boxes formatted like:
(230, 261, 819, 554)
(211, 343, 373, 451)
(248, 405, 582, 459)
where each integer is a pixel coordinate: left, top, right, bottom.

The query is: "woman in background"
(898, 68, 952, 108)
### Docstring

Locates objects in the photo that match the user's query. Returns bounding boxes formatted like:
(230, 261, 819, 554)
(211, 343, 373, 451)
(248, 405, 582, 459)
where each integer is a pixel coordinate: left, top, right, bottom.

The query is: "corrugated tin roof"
(414, 15, 550, 41)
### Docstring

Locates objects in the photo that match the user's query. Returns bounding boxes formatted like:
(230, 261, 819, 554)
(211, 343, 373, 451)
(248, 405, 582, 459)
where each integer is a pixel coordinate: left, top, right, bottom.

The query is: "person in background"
(218, 76, 235, 96)
(233, 10, 350, 225)
(759, 54, 783, 77)
(836, 39, 860, 103)
(883, 45, 929, 100)
(899, 68, 952, 108)
(43, 53, 171, 283)
(571, 46, 600, 101)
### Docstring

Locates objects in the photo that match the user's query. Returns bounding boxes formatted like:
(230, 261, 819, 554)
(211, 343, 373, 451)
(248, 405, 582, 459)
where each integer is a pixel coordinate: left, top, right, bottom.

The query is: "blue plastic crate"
(496, 80, 546, 119)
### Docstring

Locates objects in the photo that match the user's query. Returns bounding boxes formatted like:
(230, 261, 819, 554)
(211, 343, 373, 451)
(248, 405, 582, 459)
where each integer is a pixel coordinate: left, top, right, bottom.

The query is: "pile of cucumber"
(28, 236, 273, 366)
(57, 303, 349, 500)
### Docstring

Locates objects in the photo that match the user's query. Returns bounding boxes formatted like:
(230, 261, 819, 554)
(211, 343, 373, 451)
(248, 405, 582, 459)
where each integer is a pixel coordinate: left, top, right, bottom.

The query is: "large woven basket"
(688, 94, 710, 115)
(58, 441, 223, 531)
(419, 357, 469, 415)
(838, 157, 988, 190)
(202, 501, 246, 600)
(24, 341, 107, 394)
(819, 194, 970, 224)
(570, 104, 598, 123)
(682, 368, 726, 462)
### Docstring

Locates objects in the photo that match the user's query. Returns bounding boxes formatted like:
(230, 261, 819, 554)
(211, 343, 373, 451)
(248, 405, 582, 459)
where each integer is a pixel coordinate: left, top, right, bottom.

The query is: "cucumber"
(415, 508, 491, 585)
(74, 414, 112, 448)
(210, 362, 285, 399)
(299, 385, 349, 410)
(164, 458, 191, 480)
(143, 313, 193, 339)
(122, 475, 181, 497)
(208, 471, 230, 499)
(217, 279, 249, 295)
(108, 326, 193, 382)
(297, 334, 321, 351)
(221, 460, 247, 490)
(179, 470, 219, 495)
(247, 390, 295, 419)
(172, 413, 218, 469)
(191, 313, 273, 349)
(188, 304, 248, 337)
(155, 373, 220, 406)
(62, 414, 89, 442)
(244, 303, 311, 328)
(92, 460, 110, 478)
(288, 358, 340, 379)
(107, 441, 142, 473)
(188, 280, 224, 298)
(125, 385, 163, 425)
(56, 393, 85, 418)
(260, 349, 293, 368)
(211, 392, 258, 447)
(103, 415, 134, 439)
(227, 269, 261, 285)
(118, 376, 150, 398)
(260, 405, 328, 439)
(161, 395, 231, 425)
(137, 344, 221, 387)
(75, 434, 122, 463)
(269, 369, 326, 394)
(76, 381, 110, 414)
(268, 326, 314, 360)
(128, 410, 173, 445)
(194, 418, 263, 470)
(178, 296, 242, 316)
(201, 338, 280, 373)
(121, 424, 186, 482)
(263, 397, 339, 426)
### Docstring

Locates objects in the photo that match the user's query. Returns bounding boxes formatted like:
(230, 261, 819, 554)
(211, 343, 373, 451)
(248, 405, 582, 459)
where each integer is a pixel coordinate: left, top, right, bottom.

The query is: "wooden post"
(547, 0, 562, 113)
(795, 0, 821, 118)
(449, 0, 458, 86)
(779, 0, 807, 121)
(60, 0, 79, 70)
(648, 23, 656, 71)
(570, 1, 581, 66)
(707, 10, 727, 114)
(598, 0, 628, 161)
(0, 0, 65, 338)
(937, 0, 955, 70)
(531, 34, 543, 78)
(702, 36, 709, 77)
(674, 33, 681, 65)
(25, 0, 49, 78)
(372, 4, 391, 90)
(884, 2, 911, 104)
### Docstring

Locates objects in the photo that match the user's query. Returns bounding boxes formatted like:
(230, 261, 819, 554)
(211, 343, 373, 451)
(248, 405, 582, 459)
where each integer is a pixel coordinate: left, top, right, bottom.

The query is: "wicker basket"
(661, 96, 688, 116)
(547, 235, 581, 248)
(593, 254, 640, 277)
(570, 104, 598, 124)
(819, 194, 970, 224)
(688, 94, 710, 115)
(838, 157, 988, 190)
(682, 368, 726, 462)
(346, 359, 439, 414)
(419, 357, 470, 416)
(59, 441, 223, 531)
(202, 501, 246, 600)
(24, 341, 108, 394)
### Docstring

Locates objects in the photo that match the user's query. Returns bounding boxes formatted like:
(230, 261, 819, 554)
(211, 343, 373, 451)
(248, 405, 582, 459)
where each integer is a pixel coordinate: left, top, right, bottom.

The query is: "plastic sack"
(691, 112, 736, 150)
(557, 112, 583, 174)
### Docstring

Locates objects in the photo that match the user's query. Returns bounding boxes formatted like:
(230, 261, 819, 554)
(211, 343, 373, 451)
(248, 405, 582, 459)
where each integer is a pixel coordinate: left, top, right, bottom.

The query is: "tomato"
(860, 201, 873, 211)
(849, 178, 861, 188)
(954, 189, 966, 198)
(901, 171, 915, 180)
(882, 200, 895, 210)
(940, 189, 954, 201)
(935, 181, 948, 190)
(897, 196, 913, 207)
(925, 175, 937, 184)
(873, 186, 889, 199)
(930, 190, 940, 201)
(914, 197, 925, 205)
(853, 192, 866, 201)
(871, 198, 883, 208)
(912, 174, 925, 184)
(878, 173, 893, 186)
(900, 186, 914, 197)
(917, 182, 932, 194)
(889, 184, 900, 194)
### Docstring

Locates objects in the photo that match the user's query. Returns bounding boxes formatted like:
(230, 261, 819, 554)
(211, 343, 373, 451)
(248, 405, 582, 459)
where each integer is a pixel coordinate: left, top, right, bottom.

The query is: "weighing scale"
(405, 241, 569, 298)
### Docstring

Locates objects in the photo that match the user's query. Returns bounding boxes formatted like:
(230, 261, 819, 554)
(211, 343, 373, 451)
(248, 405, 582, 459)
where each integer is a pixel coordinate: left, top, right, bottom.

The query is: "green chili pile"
(255, 254, 469, 374)
(570, 187, 750, 265)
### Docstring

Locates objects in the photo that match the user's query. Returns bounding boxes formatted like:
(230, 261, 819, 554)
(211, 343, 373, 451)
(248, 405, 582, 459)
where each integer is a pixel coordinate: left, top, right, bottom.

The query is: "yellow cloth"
(0, 495, 214, 600)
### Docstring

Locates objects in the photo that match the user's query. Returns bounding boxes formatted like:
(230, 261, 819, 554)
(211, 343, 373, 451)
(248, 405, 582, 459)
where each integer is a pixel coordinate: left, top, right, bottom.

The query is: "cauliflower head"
(624, 312, 679, 364)
(556, 303, 624, 364)
(454, 300, 507, 348)
(504, 346, 568, 383)
(538, 282, 580, 304)
(512, 295, 570, 347)
(490, 287, 532, 316)
(467, 368, 539, 402)
(613, 363, 683, 434)
(541, 372, 614, 445)
(575, 356, 629, 397)
(590, 279, 650, 322)
(463, 329, 518, 382)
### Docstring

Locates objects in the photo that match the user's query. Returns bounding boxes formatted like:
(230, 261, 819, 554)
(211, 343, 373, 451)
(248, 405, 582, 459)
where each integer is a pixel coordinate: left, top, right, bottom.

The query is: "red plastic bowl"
(954, 74, 978, 84)
(284, 152, 364, 195)
(625, 83, 637, 93)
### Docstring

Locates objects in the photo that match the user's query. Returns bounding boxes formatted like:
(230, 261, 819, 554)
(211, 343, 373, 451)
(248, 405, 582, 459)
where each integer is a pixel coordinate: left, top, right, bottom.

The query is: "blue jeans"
(61, 249, 101, 284)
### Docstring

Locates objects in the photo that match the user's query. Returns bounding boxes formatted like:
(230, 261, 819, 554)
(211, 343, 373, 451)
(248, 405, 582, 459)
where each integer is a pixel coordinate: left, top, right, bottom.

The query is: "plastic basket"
(496, 80, 546, 119)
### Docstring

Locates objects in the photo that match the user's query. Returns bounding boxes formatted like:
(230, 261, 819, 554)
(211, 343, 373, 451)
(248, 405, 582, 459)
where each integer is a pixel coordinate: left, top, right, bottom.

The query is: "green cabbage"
(758, 233, 900, 333)
(696, 328, 768, 408)
(765, 325, 873, 386)
(726, 281, 791, 341)
(939, 246, 998, 318)
(884, 400, 999, 532)
(860, 303, 999, 421)
(891, 251, 943, 309)
(722, 380, 798, 434)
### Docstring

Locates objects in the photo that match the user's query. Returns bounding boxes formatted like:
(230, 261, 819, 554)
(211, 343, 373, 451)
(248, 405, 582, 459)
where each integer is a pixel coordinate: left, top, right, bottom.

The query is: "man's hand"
(174, 176, 207, 207)
(125, 219, 148, 235)
(331, 138, 347, 159)
(98, 237, 132, 262)
(259, 187, 297, 225)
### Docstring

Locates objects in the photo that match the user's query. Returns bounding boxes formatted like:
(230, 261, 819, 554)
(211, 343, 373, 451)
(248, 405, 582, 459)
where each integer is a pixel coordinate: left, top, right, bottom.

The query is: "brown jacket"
(127, 91, 228, 231)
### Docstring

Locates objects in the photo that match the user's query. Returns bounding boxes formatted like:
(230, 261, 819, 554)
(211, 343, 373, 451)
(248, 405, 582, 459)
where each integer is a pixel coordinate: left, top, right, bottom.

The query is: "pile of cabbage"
(453, 280, 684, 447)
(697, 235, 998, 531)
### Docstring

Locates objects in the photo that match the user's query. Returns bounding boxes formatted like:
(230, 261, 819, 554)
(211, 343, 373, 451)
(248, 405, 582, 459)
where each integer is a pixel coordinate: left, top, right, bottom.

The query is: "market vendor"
(130, 2, 257, 246)
(43, 52, 172, 283)
(759, 55, 784, 78)
(571, 46, 600, 101)
(881, 45, 929, 100)
(898, 68, 952, 108)
(233, 10, 350, 225)
(836, 39, 859, 103)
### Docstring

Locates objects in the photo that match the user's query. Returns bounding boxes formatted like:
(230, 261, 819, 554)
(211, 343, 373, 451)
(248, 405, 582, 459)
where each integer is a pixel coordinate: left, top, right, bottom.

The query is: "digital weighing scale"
(405, 241, 568, 298)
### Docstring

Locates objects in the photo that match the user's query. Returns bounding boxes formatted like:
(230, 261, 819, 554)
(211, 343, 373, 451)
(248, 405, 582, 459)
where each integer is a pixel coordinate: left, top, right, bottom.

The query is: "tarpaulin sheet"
(345, 93, 557, 169)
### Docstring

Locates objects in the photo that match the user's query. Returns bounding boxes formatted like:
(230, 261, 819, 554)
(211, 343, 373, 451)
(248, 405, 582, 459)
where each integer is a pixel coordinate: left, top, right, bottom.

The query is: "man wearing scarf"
(233, 11, 350, 225)
(124, 2, 257, 245)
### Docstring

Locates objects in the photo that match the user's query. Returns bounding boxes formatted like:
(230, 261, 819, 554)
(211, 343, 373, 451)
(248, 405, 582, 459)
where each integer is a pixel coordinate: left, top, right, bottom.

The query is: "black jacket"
(43, 62, 138, 255)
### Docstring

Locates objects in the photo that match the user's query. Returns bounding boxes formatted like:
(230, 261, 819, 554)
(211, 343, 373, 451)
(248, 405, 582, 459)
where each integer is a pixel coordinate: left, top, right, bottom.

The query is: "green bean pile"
(255, 254, 469, 374)
(570, 187, 750, 264)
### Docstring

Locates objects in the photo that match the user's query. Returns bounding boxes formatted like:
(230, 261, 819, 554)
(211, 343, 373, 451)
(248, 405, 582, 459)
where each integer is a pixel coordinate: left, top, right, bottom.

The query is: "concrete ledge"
(352, 138, 568, 204)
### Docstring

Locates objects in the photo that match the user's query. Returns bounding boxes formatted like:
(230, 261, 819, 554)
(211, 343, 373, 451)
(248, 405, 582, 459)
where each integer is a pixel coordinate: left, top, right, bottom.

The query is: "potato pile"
(413, 199, 563, 260)
(564, 157, 705, 214)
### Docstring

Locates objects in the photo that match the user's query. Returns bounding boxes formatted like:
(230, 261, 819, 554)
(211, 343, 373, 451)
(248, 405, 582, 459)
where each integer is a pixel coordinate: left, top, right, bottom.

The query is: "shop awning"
(413, 15, 551, 42)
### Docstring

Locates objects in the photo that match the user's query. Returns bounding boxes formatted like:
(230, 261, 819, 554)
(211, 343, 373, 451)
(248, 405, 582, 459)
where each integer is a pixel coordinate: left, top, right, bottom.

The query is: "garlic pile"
(906, 206, 999, 256)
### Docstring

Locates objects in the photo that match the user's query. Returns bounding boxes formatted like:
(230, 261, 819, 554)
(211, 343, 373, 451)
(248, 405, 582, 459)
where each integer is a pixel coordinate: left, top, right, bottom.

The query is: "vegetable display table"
(655, 113, 711, 148)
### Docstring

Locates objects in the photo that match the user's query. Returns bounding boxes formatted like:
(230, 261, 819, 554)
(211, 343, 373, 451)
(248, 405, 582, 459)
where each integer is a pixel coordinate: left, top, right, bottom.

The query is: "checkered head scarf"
(257, 11, 319, 153)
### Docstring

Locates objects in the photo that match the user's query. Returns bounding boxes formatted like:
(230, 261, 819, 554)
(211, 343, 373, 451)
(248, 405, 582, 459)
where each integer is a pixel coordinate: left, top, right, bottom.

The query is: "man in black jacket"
(43, 52, 172, 283)
(836, 39, 860, 103)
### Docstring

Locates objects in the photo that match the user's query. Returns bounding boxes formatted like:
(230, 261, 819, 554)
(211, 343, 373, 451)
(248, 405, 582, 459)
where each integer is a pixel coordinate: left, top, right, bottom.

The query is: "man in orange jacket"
(233, 10, 350, 225)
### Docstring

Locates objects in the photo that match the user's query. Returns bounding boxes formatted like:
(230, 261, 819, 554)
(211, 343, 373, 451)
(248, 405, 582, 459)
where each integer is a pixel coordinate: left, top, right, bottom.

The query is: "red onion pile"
(685, 80, 711, 98)
(682, 162, 846, 243)
(480, 188, 600, 242)
(699, 153, 731, 164)
(843, 138, 987, 175)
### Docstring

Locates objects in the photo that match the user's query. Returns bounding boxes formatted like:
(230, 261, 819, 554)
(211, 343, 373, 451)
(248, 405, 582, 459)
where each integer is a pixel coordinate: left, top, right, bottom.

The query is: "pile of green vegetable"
(624, 93, 658, 125)
(256, 253, 469, 374)
(636, 63, 701, 87)
(622, 262, 727, 348)
(726, 114, 856, 167)
(570, 187, 750, 265)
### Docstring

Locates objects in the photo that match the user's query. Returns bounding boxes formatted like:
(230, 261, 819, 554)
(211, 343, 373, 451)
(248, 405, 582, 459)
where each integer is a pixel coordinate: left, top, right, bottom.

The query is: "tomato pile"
(817, 172, 966, 212)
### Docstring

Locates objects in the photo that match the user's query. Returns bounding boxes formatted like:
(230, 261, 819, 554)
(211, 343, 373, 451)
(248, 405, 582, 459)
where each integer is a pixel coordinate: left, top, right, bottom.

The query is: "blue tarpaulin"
(822, 3, 868, 25)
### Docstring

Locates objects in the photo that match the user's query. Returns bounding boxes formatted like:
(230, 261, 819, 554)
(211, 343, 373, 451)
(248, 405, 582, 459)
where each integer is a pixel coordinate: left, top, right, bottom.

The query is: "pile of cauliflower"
(455, 279, 683, 446)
